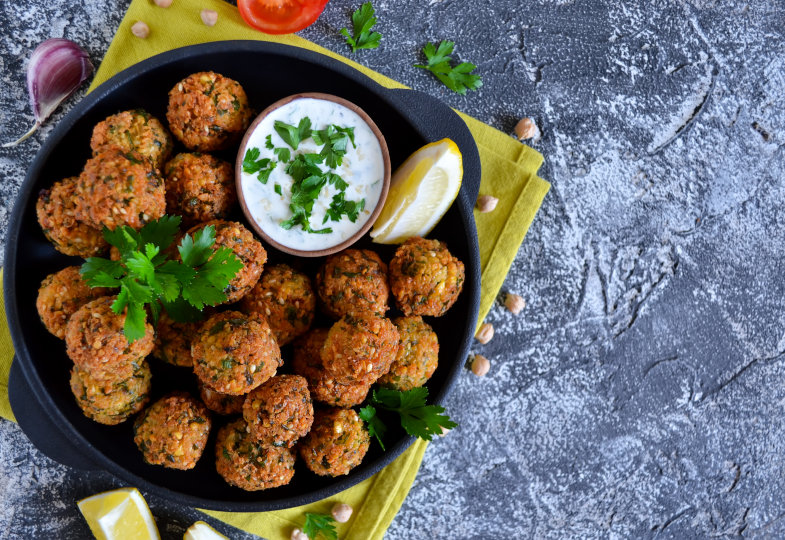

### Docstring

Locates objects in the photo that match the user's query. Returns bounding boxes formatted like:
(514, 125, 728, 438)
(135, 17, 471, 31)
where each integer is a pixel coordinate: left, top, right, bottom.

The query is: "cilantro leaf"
(123, 301, 148, 344)
(274, 183, 282, 196)
(81, 257, 124, 287)
(179, 226, 216, 267)
(366, 387, 457, 443)
(102, 226, 139, 257)
(414, 40, 483, 95)
(242, 147, 264, 173)
(340, 2, 382, 53)
(265, 134, 274, 149)
(302, 512, 337, 540)
(274, 117, 312, 150)
(312, 125, 355, 168)
(359, 405, 387, 450)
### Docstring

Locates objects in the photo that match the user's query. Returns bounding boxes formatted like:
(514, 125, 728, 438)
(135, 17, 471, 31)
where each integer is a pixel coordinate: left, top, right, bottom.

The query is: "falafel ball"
(164, 152, 236, 226)
(198, 381, 245, 415)
(215, 418, 296, 491)
(151, 311, 201, 367)
(90, 109, 173, 168)
(239, 264, 315, 346)
(377, 316, 439, 391)
(36, 266, 109, 339)
(242, 374, 313, 448)
(191, 311, 281, 395)
(299, 408, 370, 477)
(75, 148, 166, 231)
(389, 237, 465, 317)
(65, 296, 155, 381)
(184, 220, 266, 303)
(70, 362, 152, 425)
(321, 313, 399, 385)
(316, 249, 389, 319)
(36, 176, 108, 257)
(166, 71, 252, 152)
(292, 329, 372, 407)
(133, 392, 211, 470)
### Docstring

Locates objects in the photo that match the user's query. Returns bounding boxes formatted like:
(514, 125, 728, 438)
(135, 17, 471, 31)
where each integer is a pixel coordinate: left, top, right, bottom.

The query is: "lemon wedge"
(371, 138, 462, 244)
(184, 521, 229, 540)
(77, 487, 160, 540)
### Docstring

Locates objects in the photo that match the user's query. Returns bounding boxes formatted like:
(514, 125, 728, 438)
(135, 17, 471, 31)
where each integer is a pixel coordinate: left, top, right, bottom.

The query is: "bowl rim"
(3, 39, 481, 512)
(234, 92, 392, 257)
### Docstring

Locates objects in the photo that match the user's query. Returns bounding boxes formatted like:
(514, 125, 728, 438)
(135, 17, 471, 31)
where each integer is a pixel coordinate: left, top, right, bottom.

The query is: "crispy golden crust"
(198, 381, 245, 415)
(133, 392, 211, 470)
(184, 220, 266, 304)
(152, 311, 200, 367)
(75, 149, 166, 231)
(65, 296, 154, 381)
(36, 266, 109, 339)
(298, 408, 370, 477)
(36, 176, 108, 257)
(321, 313, 399, 385)
(292, 329, 371, 407)
(239, 264, 315, 346)
(166, 72, 252, 152)
(389, 237, 465, 317)
(90, 109, 173, 168)
(316, 249, 389, 319)
(242, 374, 313, 448)
(215, 418, 296, 491)
(70, 362, 151, 425)
(164, 152, 236, 226)
(378, 316, 439, 391)
(191, 311, 281, 395)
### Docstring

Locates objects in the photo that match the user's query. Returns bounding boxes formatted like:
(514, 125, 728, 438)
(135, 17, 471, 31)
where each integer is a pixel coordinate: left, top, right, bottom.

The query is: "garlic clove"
(3, 38, 93, 148)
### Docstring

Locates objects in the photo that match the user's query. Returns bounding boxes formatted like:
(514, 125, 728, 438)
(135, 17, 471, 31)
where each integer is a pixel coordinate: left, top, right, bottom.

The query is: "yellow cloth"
(0, 0, 549, 538)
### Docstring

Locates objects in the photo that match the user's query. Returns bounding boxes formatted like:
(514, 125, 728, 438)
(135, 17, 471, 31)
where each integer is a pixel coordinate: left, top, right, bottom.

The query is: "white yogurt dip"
(239, 97, 385, 251)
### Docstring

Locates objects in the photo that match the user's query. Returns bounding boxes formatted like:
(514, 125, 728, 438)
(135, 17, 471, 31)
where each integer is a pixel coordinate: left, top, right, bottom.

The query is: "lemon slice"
(77, 487, 160, 540)
(184, 521, 229, 540)
(371, 138, 462, 244)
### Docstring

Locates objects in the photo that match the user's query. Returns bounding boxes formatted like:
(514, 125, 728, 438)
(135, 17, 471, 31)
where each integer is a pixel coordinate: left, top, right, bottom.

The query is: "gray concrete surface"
(2, 0, 785, 538)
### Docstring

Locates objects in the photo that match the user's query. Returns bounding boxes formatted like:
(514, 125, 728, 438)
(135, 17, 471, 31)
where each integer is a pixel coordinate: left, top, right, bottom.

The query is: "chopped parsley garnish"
(244, 116, 365, 235)
(324, 191, 365, 224)
(302, 512, 338, 540)
(80, 216, 243, 343)
(340, 2, 382, 53)
(414, 40, 483, 95)
(359, 387, 457, 450)
(242, 147, 276, 184)
(274, 117, 312, 150)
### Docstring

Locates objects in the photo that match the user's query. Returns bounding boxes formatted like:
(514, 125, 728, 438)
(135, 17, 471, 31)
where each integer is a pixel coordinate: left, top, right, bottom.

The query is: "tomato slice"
(237, 0, 330, 35)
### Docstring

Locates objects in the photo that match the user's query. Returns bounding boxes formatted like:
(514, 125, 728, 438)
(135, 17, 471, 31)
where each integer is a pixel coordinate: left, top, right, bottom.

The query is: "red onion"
(3, 38, 93, 147)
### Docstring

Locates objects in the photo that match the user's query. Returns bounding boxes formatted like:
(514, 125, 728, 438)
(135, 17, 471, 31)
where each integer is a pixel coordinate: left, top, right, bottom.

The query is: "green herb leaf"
(340, 1, 382, 53)
(274, 183, 282, 196)
(137, 215, 181, 253)
(302, 512, 338, 540)
(123, 302, 148, 344)
(358, 405, 387, 450)
(274, 117, 312, 150)
(179, 226, 216, 267)
(273, 146, 291, 163)
(367, 387, 457, 442)
(264, 134, 274, 149)
(81, 257, 124, 288)
(324, 192, 365, 224)
(414, 40, 483, 95)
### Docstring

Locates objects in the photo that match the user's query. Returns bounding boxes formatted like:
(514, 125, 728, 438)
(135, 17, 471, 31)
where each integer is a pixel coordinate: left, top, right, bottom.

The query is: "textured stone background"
(2, 0, 785, 538)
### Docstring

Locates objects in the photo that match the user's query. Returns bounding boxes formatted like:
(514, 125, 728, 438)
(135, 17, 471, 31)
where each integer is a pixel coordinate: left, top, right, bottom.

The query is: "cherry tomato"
(237, 0, 330, 35)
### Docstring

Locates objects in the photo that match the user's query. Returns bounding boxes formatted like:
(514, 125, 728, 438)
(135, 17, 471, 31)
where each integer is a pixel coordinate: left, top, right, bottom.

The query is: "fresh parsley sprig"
(359, 387, 457, 450)
(80, 216, 243, 343)
(414, 40, 483, 95)
(340, 2, 382, 53)
(242, 147, 276, 184)
(302, 512, 338, 540)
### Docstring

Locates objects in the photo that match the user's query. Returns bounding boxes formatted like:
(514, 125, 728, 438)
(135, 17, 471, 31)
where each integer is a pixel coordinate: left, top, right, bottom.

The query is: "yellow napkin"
(0, 0, 549, 538)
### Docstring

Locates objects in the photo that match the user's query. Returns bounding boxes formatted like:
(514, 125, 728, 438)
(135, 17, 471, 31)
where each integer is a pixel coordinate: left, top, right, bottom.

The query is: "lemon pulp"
(77, 487, 160, 540)
(371, 138, 462, 244)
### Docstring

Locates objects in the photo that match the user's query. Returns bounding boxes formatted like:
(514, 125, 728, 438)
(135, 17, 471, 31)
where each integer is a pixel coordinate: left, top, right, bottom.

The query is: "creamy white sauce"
(240, 97, 384, 251)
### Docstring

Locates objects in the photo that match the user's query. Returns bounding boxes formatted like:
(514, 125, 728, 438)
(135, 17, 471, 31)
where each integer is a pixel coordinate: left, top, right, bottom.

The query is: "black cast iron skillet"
(4, 40, 481, 511)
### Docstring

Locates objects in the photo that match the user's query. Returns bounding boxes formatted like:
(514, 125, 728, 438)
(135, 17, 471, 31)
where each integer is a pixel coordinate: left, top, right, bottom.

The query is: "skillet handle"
(8, 358, 99, 471)
(380, 88, 482, 208)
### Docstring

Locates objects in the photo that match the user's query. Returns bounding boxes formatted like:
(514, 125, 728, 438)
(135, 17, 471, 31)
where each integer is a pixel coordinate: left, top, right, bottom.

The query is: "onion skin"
(3, 38, 93, 147)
